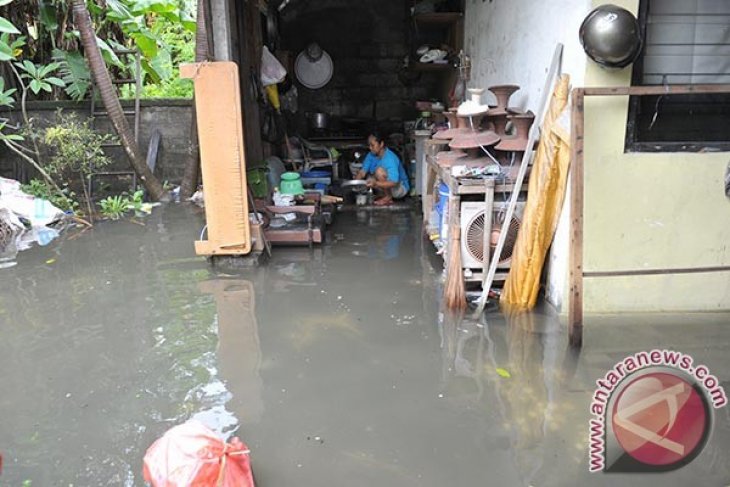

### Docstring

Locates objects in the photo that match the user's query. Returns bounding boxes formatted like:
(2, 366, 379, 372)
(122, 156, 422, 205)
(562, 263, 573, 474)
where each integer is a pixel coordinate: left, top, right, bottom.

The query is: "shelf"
(411, 62, 453, 72)
(424, 154, 529, 194)
(414, 12, 463, 24)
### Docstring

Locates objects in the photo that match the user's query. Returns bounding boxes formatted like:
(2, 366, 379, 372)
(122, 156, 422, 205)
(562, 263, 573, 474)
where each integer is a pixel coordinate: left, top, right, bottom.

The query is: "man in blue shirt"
(355, 131, 410, 206)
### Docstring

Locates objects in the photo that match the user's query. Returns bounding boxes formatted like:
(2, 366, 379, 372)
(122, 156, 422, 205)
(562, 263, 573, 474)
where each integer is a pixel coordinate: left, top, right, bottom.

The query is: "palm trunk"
(71, 0, 167, 201)
(179, 0, 211, 200)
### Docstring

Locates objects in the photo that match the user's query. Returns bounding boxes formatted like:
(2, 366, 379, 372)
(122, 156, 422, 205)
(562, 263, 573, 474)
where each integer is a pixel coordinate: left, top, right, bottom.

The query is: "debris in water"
(496, 368, 511, 379)
(45, 258, 56, 265)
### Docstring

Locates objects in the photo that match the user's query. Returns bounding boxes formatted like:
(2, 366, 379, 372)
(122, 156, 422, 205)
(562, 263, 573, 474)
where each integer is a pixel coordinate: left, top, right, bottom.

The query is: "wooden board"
(181, 62, 251, 256)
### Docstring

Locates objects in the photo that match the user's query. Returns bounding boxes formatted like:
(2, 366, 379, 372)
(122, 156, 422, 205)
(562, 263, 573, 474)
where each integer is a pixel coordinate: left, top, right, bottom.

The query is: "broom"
(444, 195, 467, 310)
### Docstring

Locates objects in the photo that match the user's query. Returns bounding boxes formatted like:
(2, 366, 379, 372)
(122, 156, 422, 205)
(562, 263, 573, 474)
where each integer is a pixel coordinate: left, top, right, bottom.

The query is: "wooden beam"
(583, 84, 730, 97)
(481, 179, 495, 290)
(568, 88, 585, 348)
(585, 266, 730, 278)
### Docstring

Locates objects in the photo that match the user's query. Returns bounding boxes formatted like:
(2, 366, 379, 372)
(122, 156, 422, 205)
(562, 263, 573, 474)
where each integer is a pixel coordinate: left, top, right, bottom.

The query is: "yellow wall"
(581, 0, 730, 312)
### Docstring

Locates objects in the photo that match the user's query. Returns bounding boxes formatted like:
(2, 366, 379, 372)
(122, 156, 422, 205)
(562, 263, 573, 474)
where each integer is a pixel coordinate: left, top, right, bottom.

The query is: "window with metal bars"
(625, 0, 730, 152)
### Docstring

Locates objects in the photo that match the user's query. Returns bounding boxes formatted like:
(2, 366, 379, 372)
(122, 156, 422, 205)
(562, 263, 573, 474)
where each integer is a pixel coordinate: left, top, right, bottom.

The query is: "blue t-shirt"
(362, 148, 410, 192)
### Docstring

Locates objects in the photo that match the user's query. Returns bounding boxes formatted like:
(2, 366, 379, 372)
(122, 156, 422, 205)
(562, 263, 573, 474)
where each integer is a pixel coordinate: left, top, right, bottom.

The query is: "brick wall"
(280, 0, 438, 123)
(0, 99, 193, 185)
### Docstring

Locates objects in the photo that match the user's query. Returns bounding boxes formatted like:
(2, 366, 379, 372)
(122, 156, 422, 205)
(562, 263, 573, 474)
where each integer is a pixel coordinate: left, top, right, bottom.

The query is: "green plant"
(0, 76, 16, 106)
(1, 0, 197, 100)
(98, 195, 131, 220)
(14, 60, 64, 95)
(43, 111, 116, 176)
(21, 178, 79, 213)
(0, 120, 22, 143)
(52, 48, 91, 100)
(127, 189, 145, 211)
(0, 32, 24, 62)
(0, 0, 19, 38)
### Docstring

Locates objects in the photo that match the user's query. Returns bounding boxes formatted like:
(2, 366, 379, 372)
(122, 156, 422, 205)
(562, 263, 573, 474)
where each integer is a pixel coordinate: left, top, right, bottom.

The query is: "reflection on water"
(200, 279, 263, 427)
(0, 224, 62, 269)
(0, 207, 237, 485)
(438, 304, 585, 486)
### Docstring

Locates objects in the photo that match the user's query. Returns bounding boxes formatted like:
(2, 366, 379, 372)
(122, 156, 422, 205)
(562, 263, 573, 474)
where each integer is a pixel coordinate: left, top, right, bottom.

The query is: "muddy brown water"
(0, 205, 729, 486)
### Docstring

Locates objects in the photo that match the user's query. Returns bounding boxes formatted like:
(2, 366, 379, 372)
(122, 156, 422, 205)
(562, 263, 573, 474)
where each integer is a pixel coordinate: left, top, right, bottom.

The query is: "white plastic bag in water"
(0, 177, 65, 227)
(260, 46, 286, 87)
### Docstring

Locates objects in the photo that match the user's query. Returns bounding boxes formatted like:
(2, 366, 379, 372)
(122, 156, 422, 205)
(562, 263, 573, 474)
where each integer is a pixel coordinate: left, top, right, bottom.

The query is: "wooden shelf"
(414, 12, 463, 24)
(411, 62, 453, 72)
(424, 154, 529, 194)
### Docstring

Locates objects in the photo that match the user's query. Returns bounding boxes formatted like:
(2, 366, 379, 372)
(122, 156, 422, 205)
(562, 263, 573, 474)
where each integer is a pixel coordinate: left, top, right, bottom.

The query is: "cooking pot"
(308, 112, 329, 130)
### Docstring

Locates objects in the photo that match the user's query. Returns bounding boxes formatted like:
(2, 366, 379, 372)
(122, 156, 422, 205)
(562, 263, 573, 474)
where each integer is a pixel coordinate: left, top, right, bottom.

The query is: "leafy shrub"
(43, 111, 116, 176)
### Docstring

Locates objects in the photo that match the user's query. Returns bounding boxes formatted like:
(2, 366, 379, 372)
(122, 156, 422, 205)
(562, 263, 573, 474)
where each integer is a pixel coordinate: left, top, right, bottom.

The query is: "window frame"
(625, 0, 730, 153)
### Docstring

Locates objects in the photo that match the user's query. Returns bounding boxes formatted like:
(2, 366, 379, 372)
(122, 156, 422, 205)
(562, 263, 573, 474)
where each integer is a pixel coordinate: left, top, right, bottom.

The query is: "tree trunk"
(70, 0, 167, 201)
(179, 0, 211, 200)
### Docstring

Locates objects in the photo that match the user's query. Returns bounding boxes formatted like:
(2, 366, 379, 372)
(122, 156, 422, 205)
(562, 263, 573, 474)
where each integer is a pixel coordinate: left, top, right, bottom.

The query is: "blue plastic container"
(436, 182, 449, 234)
(301, 170, 330, 179)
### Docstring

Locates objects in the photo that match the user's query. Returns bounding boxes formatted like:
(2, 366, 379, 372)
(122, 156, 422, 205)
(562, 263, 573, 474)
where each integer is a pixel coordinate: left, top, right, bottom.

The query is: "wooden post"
(568, 88, 585, 348)
(481, 179, 495, 287)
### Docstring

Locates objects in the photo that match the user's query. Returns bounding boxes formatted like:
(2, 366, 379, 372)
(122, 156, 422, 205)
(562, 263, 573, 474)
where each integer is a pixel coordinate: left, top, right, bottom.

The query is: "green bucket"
(247, 167, 269, 199)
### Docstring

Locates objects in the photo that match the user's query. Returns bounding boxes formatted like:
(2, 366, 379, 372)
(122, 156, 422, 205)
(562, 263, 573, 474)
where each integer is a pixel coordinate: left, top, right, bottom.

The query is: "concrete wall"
(463, 0, 590, 110)
(580, 0, 730, 312)
(279, 0, 439, 123)
(0, 100, 193, 185)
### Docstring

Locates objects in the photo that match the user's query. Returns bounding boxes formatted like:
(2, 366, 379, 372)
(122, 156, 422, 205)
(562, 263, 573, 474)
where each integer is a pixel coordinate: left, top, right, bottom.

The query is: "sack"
(143, 420, 255, 487)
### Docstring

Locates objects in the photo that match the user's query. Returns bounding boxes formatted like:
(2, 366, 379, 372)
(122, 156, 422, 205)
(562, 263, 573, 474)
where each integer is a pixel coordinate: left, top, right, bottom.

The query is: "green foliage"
(0, 120, 23, 142)
(1, 0, 196, 101)
(127, 189, 145, 211)
(52, 49, 91, 100)
(21, 179, 79, 213)
(0, 0, 19, 36)
(0, 77, 17, 106)
(14, 60, 65, 94)
(98, 195, 131, 219)
(123, 6, 195, 98)
(108, 0, 196, 90)
(43, 111, 115, 176)
(0, 32, 24, 62)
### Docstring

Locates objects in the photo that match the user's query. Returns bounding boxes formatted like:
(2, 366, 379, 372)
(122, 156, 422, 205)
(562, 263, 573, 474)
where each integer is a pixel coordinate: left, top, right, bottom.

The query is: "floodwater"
(1, 205, 729, 486)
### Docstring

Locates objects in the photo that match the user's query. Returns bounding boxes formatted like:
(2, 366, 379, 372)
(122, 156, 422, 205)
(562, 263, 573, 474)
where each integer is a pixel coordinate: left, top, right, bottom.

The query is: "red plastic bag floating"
(143, 420, 255, 487)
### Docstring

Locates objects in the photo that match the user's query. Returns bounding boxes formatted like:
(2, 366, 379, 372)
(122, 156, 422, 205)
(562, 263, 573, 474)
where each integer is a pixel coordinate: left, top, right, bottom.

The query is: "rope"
(215, 444, 250, 487)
